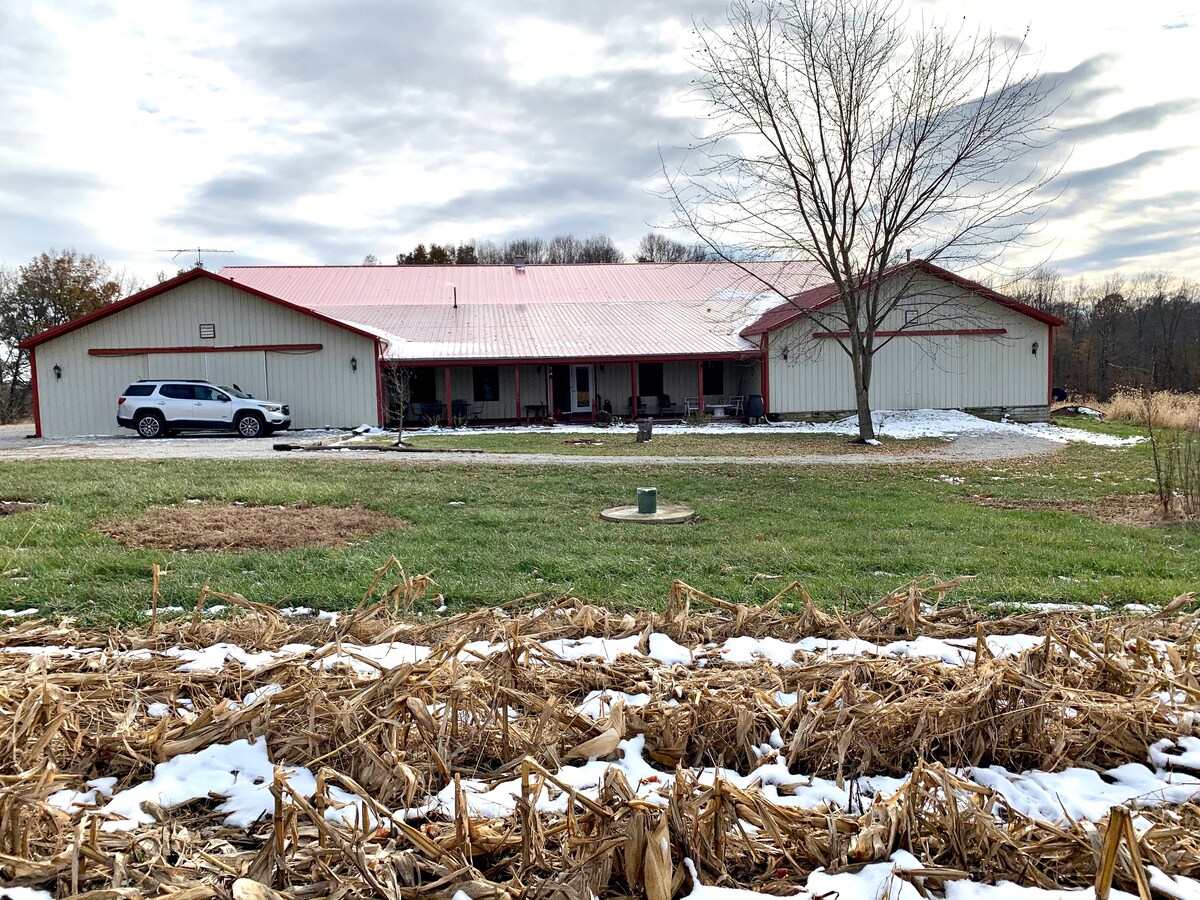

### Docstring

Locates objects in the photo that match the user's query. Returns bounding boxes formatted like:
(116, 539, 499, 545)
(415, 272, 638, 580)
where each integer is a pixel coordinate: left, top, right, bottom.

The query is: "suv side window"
(159, 384, 195, 400)
(122, 384, 155, 396)
(195, 386, 228, 402)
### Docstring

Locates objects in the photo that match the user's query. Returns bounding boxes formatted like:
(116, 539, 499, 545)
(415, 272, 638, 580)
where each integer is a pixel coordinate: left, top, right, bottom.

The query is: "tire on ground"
(135, 412, 165, 439)
(235, 412, 265, 438)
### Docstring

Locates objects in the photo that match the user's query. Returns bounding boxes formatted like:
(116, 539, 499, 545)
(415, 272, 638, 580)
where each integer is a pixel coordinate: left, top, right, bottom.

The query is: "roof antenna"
(905, 249, 911, 262)
(157, 247, 235, 270)
(448, 283, 458, 309)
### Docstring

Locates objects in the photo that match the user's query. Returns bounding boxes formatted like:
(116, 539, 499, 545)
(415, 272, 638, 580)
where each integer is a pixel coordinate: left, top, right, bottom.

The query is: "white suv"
(117, 380, 291, 438)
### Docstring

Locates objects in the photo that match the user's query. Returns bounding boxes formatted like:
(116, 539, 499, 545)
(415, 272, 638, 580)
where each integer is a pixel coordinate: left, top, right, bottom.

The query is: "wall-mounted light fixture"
(350, 357, 358, 372)
(53, 364, 62, 380)
(781, 347, 789, 361)
(1031, 341, 1039, 356)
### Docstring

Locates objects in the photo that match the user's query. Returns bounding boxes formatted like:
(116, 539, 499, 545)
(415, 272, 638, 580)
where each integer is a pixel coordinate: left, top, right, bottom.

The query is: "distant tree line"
(1009, 270, 1200, 398)
(371, 232, 714, 266)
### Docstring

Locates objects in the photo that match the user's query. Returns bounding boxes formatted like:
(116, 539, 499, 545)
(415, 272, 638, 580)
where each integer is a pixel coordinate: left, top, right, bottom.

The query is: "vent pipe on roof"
(513, 254, 526, 272)
(448, 283, 457, 309)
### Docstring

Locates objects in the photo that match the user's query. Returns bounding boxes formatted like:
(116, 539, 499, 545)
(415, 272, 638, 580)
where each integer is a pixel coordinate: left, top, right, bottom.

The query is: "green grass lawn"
(1, 425, 1196, 623)
(355, 431, 943, 456)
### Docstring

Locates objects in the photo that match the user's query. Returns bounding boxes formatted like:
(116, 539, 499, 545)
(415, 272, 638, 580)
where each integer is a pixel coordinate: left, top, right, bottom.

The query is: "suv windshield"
(218, 385, 254, 399)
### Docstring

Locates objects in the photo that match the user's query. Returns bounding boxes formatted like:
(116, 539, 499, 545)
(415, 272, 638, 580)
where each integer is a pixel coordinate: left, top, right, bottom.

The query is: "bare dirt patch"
(100, 501, 407, 551)
(973, 492, 1178, 527)
(0, 500, 42, 516)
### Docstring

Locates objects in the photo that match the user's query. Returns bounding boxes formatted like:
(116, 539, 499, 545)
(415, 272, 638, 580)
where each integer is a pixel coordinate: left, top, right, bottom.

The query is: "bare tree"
(665, 0, 1060, 439)
(636, 232, 711, 262)
(384, 366, 413, 446)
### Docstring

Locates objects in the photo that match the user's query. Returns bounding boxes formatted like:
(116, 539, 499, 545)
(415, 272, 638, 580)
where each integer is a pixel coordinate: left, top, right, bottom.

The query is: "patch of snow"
(146, 702, 173, 718)
(0, 608, 38, 618)
(98, 738, 311, 831)
(47, 776, 117, 813)
(0, 888, 58, 900)
(166, 642, 314, 673)
(391, 408, 1142, 447)
(313, 640, 431, 673)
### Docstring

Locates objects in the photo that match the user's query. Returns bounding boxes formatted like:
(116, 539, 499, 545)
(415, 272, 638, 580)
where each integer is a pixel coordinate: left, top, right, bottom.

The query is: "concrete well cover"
(599, 503, 696, 524)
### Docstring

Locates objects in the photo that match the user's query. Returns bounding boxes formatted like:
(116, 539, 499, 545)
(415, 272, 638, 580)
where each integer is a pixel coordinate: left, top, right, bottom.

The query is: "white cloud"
(1, 0, 1197, 282)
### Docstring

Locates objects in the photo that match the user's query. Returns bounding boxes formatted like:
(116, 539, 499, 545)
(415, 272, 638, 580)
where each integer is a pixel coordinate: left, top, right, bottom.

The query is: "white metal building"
(23, 269, 383, 436)
(22, 260, 1060, 437)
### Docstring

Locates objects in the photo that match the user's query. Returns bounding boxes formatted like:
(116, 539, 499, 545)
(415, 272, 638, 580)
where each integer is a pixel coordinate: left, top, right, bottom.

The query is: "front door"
(571, 365, 593, 413)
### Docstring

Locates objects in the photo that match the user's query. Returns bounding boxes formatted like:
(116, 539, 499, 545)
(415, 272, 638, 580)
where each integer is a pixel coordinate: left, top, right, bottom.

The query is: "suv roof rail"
(136, 378, 210, 383)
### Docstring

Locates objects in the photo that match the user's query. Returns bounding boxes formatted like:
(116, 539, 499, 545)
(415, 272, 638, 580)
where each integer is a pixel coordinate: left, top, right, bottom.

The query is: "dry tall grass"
(1080, 388, 1200, 430)
(0, 572, 1197, 899)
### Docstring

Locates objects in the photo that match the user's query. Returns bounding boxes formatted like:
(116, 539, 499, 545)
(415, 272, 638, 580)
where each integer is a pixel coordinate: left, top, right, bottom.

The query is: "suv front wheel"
(235, 412, 265, 438)
(135, 412, 165, 438)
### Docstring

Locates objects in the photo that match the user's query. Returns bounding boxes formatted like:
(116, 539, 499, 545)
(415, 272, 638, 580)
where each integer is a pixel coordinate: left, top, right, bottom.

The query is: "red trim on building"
(88, 343, 323, 356)
(696, 360, 704, 405)
(29, 349, 42, 438)
(741, 260, 1064, 338)
(387, 351, 761, 368)
(374, 342, 386, 427)
(760, 333, 770, 415)
(812, 328, 1007, 339)
(20, 268, 381, 349)
(1047, 325, 1054, 406)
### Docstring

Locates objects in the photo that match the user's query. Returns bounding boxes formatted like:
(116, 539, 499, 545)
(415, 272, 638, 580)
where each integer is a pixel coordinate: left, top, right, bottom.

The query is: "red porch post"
(514, 364, 522, 425)
(760, 334, 770, 415)
(1046, 326, 1056, 408)
(374, 342, 386, 427)
(30, 349, 42, 438)
(630, 362, 638, 418)
(443, 366, 453, 426)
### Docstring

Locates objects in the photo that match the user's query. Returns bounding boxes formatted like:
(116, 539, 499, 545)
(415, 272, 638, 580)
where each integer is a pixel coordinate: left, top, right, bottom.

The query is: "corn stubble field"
(2, 568, 1199, 900)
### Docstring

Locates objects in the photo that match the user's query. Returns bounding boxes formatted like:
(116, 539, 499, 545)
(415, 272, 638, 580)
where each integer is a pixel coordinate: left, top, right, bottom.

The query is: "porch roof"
(219, 262, 827, 362)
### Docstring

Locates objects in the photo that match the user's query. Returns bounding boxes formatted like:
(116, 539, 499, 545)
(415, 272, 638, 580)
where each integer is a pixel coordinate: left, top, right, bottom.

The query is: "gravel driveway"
(0, 423, 1058, 465)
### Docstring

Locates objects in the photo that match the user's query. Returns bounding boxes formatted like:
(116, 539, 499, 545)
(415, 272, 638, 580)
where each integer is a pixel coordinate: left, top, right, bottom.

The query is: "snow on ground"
(0, 628, 1125, 674)
(420, 732, 1200, 825)
(369, 408, 1143, 448)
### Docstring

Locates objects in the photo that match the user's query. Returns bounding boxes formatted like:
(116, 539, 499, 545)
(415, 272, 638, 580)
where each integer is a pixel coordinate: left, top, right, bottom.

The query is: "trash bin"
(745, 394, 765, 421)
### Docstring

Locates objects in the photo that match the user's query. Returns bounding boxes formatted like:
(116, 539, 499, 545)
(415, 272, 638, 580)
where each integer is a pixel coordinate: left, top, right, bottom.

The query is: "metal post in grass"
(637, 487, 657, 515)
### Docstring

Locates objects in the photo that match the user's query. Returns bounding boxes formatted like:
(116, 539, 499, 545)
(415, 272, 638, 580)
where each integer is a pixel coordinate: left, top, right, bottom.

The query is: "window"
(904, 308, 919, 325)
(701, 361, 725, 394)
(473, 366, 500, 402)
(195, 386, 228, 402)
(158, 384, 195, 399)
(406, 368, 437, 402)
(199, 323, 216, 339)
(122, 383, 155, 396)
(638, 362, 664, 396)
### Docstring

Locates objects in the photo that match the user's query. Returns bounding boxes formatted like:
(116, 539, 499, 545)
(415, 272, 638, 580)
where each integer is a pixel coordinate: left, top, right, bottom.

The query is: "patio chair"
(683, 397, 700, 416)
(450, 400, 483, 424)
(628, 396, 647, 417)
(726, 395, 744, 416)
(657, 394, 678, 416)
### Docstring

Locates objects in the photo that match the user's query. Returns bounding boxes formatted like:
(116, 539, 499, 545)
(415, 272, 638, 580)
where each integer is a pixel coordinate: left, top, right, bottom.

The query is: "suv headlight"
(261, 404, 283, 413)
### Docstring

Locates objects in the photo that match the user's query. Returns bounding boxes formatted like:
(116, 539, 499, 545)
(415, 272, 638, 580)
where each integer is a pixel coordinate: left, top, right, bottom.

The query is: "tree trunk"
(2, 350, 24, 424)
(851, 349, 877, 442)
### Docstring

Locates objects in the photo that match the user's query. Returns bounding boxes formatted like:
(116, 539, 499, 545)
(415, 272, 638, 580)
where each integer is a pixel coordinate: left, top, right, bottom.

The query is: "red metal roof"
(19, 268, 384, 350)
(220, 262, 828, 362)
(740, 260, 1064, 336)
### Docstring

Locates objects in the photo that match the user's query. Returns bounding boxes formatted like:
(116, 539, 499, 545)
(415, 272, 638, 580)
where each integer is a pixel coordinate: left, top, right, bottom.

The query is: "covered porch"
(380, 355, 766, 427)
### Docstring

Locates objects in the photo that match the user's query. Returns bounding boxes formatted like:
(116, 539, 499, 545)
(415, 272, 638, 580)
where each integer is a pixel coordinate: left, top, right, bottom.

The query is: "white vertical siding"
(767, 273, 1051, 414)
(34, 277, 379, 436)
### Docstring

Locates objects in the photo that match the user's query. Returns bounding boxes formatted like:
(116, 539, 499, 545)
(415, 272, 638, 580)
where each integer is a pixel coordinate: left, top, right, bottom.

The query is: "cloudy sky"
(1, 0, 1196, 283)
